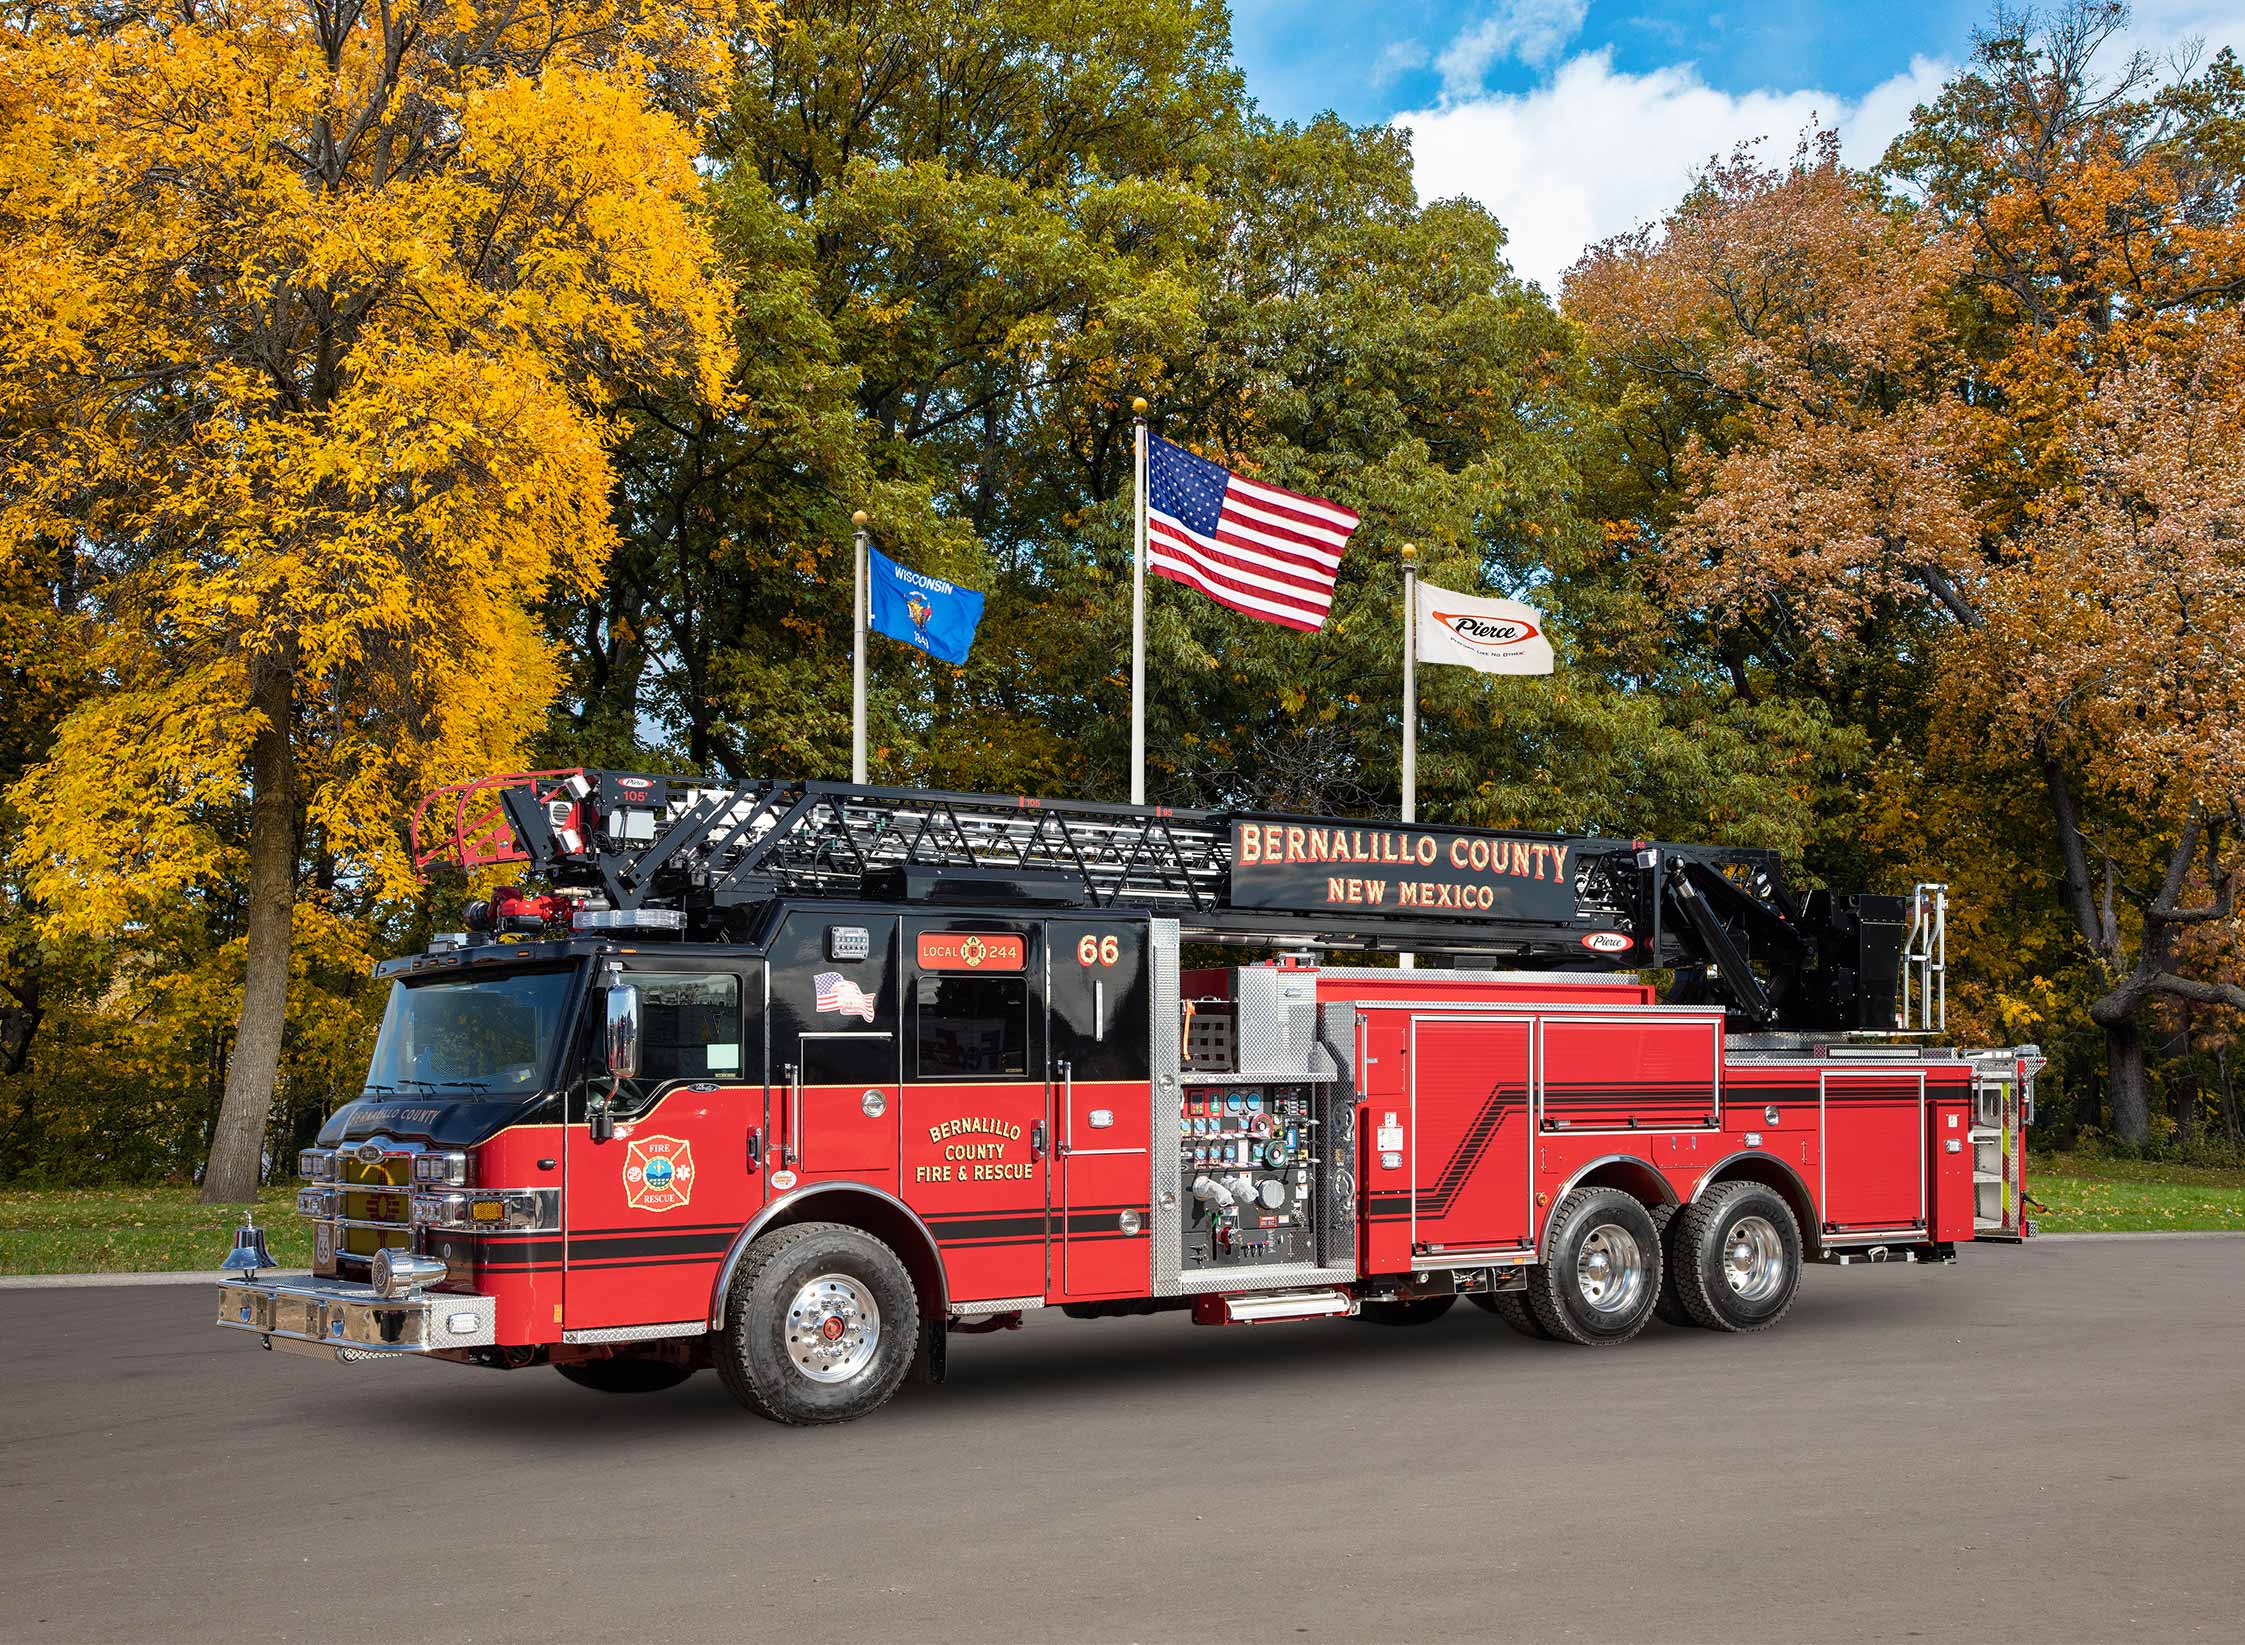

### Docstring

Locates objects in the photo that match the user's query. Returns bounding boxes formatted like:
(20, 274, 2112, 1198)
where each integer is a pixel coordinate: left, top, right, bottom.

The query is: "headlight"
(295, 1186, 336, 1218)
(412, 1151, 469, 1186)
(297, 1149, 334, 1181)
(411, 1188, 554, 1232)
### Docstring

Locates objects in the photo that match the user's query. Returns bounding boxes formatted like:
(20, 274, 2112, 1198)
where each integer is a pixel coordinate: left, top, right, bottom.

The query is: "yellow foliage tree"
(0, 0, 750, 1198)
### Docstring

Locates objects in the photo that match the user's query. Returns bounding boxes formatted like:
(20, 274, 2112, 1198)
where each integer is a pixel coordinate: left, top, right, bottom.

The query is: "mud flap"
(908, 1314, 948, 1385)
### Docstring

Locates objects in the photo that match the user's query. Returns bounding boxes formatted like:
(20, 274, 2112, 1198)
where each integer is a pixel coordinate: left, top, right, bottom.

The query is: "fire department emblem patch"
(623, 1136, 696, 1213)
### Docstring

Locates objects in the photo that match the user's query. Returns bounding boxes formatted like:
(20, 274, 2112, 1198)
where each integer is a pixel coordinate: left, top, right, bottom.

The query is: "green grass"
(2025, 1151, 2245, 1233)
(1, 1155, 2239, 1273)
(0, 1185, 312, 1275)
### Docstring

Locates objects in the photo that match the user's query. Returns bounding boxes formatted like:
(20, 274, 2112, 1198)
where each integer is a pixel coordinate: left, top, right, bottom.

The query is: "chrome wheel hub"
(1574, 1223, 1646, 1315)
(1723, 1215, 1786, 1303)
(785, 1274, 881, 1383)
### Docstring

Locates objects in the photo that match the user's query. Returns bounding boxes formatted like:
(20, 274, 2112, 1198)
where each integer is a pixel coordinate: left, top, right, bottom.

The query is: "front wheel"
(1525, 1187, 1662, 1347)
(716, 1222, 919, 1425)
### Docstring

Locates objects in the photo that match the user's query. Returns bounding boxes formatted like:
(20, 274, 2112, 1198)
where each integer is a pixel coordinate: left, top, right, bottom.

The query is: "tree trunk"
(200, 660, 297, 1203)
(2176, 1009, 2198, 1149)
(2218, 1046, 2240, 1150)
(2104, 1016, 2149, 1147)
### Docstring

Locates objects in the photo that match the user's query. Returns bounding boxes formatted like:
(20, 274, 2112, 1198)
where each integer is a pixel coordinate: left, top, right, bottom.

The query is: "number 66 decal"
(1076, 933, 1120, 967)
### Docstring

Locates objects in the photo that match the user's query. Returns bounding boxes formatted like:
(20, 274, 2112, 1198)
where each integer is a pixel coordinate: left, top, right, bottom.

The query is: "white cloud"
(1371, 37, 1432, 92)
(1401, 49, 1947, 293)
(1436, 0, 1591, 99)
(2131, 0, 2245, 62)
(1401, 5, 2245, 297)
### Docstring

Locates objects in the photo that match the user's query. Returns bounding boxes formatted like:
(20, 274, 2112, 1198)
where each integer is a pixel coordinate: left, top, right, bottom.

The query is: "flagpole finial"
(1131, 397, 1148, 416)
(851, 510, 868, 529)
(1401, 541, 1417, 561)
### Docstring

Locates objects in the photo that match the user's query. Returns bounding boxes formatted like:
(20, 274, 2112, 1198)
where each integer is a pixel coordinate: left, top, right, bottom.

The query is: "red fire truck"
(217, 772, 2040, 1425)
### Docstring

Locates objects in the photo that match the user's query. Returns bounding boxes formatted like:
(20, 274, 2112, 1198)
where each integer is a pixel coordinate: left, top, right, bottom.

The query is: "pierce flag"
(1414, 580, 1554, 675)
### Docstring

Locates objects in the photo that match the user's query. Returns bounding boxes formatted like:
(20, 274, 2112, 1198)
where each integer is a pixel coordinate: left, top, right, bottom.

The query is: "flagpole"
(1130, 397, 1149, 806)
(1399, 541, 1417, 972)
(851, 510, 869, 785)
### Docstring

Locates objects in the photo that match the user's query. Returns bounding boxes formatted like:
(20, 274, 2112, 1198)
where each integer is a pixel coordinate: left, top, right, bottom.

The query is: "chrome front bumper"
(216, 1276, 496, 1362)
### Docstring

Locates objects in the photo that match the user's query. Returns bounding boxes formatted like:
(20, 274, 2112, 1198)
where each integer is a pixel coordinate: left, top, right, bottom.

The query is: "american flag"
(1146, 434, 1359, 632)
(813, 972, 876, 1022)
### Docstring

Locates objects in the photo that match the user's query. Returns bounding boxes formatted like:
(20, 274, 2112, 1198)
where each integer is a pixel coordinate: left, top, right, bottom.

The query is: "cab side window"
(630, 971, 743, 1086)
(916, 975, 1030, 1079)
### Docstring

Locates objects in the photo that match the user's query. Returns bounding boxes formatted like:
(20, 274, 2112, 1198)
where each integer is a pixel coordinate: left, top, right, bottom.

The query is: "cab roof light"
(572, 907, 686, 933)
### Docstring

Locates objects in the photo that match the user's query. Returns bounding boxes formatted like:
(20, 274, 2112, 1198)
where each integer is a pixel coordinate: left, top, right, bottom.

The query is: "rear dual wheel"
(1651, 1203, 1695, 1327)
(1671, 1182, 1802, 1333)
(1522, 1187, 1663, 1346)
(1470, 1289, 1552, 1340)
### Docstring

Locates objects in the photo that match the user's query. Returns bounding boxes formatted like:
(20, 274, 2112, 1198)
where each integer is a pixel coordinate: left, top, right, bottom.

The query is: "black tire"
(1359, 1295, 1458, 1327)
(1673, 1181, 1802, 1333)
(1471, 1289, 1553, 1340)
(553, 1357, 696, 1394)
(1650, 1202, 1696, 1328)
(715, 1221, 919, 1425)
(1526, 1186, 1662, 1347)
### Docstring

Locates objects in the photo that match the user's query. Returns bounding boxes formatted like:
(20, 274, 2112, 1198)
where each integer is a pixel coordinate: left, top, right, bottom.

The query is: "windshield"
(364, 968, 577, 1097)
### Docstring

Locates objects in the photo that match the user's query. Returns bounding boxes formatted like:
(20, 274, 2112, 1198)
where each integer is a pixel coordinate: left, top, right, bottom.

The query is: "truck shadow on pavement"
(359, 1278, 1918, 1446)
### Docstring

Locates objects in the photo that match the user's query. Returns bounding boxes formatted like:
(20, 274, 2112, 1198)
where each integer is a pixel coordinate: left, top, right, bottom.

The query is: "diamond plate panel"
(1172, 1259, 1356, 1297)
(560, 1319, 706, 1345)
(950, 1296, 1047, 1317)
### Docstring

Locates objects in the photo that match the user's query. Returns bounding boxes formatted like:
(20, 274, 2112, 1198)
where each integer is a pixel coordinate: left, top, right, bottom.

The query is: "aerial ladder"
(412, 770, 1937, 1037)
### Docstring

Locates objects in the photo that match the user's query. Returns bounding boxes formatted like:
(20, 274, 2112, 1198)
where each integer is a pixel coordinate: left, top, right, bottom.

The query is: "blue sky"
(1227, 0, 2245, 291)
(1233, 0, 1982, 127)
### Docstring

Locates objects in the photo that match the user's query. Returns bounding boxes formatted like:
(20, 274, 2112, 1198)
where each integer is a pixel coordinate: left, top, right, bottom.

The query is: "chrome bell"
(220, 1211, 278, 1277)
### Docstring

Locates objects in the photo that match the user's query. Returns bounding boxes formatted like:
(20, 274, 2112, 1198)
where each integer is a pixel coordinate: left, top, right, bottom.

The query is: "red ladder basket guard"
(411, 769, 585, 878)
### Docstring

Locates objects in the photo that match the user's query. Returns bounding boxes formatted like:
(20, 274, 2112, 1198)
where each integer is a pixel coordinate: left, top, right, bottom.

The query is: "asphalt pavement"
(3, 1236, 2241, 1643)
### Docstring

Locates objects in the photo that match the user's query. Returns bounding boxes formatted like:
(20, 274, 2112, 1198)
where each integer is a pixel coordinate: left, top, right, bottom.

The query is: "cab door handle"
(745, 1128, 762, 1170)
(790, 1062, 802, 1166)
(1030, 1120, 1047, 1162)
(1058, 1060, 1073, 1157)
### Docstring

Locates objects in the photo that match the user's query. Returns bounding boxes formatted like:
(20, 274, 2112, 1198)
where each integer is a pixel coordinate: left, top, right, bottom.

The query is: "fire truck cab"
(218, 774, 2040, 1425)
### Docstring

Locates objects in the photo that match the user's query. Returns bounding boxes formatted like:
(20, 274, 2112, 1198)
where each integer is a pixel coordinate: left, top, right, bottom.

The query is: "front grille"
(315, 1140, 423, 1274)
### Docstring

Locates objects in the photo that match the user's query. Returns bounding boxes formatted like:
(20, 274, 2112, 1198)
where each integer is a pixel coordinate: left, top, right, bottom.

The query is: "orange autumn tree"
(1951, 323, 2245, 1042)
(1883, 7, 2245, 1132)
(0, 0, 750, 1199)
(1573, 6, 2245, 1138)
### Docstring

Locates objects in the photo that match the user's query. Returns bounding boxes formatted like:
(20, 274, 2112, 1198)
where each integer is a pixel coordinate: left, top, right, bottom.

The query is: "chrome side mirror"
(604, 983, 641, 1079)
(593, 983, 640, 1143)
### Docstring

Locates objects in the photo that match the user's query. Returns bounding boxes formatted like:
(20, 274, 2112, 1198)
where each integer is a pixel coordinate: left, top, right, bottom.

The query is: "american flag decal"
(813, 971, 877, 1022)
(1146, 434, 1359, 632)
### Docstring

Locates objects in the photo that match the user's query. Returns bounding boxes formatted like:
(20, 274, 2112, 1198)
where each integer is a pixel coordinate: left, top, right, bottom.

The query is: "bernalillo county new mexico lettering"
(1235, 823, 1570, 910)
